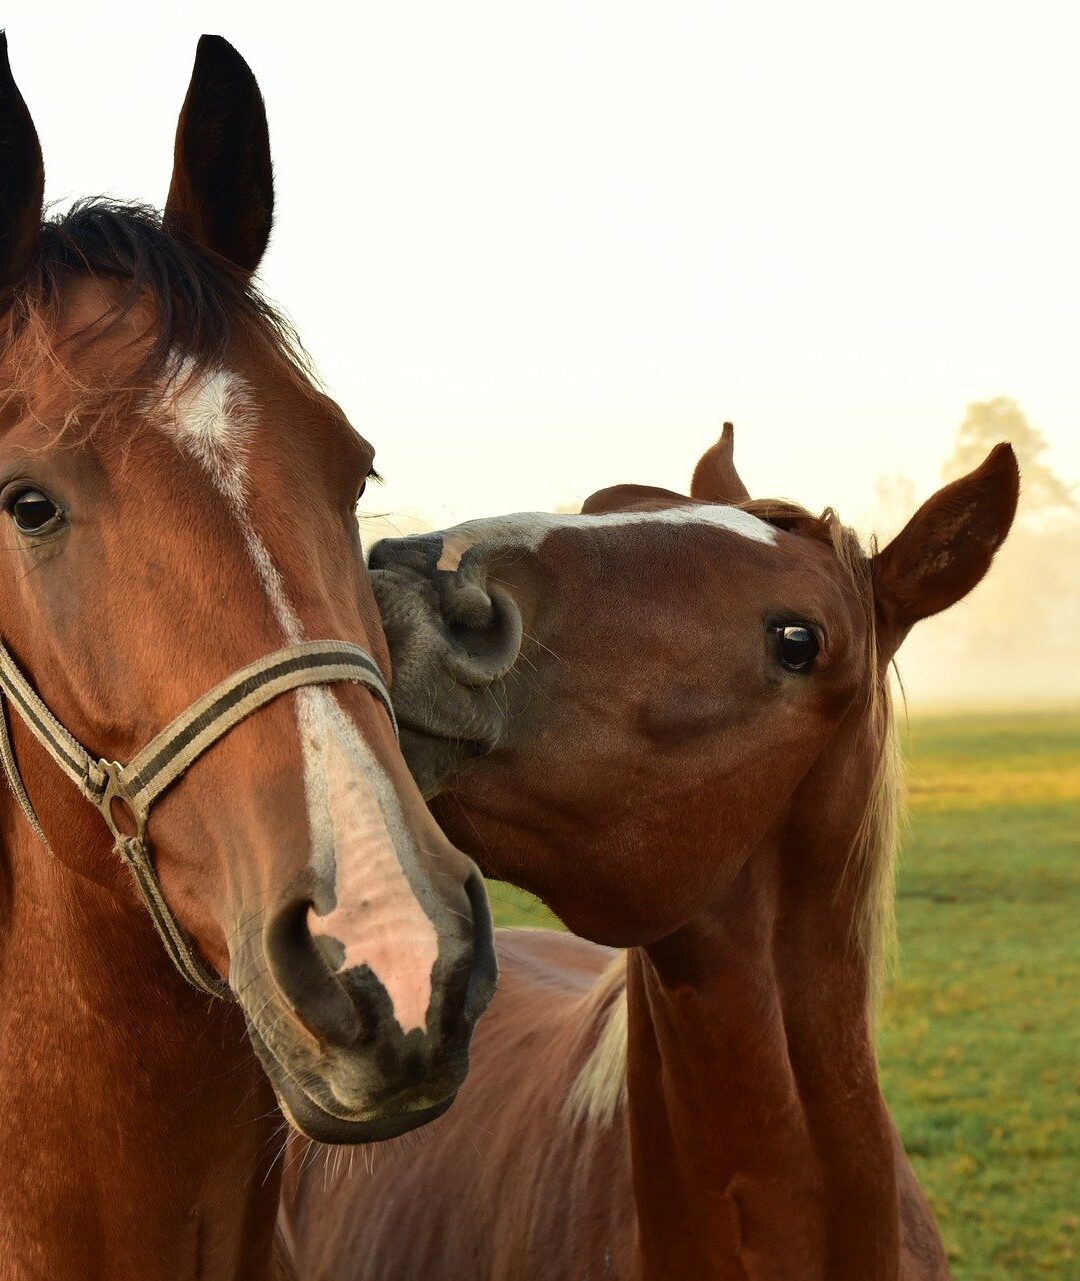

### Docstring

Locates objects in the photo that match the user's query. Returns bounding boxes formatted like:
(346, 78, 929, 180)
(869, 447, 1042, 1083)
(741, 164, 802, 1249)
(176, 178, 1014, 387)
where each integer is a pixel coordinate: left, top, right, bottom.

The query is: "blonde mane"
(564, 956, 629, 1126)
(566, 501, 905, 1125)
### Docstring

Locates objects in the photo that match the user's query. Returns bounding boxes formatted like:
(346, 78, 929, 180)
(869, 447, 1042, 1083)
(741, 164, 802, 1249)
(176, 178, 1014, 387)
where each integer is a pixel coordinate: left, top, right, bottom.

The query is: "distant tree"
(902, 397, 1080, 676)
(942, 398, 1074, 517)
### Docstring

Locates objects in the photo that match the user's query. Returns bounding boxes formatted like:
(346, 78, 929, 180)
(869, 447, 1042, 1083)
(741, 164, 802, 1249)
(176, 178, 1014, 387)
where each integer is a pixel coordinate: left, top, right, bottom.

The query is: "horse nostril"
(265, 898, 362, 1048)
(440, 578, 496, 628)
(439, 582, 524, 686)
(463, 870, 498, 1023)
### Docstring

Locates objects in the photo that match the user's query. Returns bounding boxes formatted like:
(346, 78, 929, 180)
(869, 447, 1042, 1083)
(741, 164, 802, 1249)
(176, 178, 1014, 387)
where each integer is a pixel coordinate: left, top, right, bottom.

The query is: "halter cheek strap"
(0, 640, 398, 999)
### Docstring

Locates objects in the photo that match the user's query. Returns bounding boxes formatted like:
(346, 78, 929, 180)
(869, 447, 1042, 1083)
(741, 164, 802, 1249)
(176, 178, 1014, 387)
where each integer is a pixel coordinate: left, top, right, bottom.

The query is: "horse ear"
(0, 33, 44, 297)
(872, 443, 1019, 651)
(163, 35, 273, 275)
(690, 423, 750, 503)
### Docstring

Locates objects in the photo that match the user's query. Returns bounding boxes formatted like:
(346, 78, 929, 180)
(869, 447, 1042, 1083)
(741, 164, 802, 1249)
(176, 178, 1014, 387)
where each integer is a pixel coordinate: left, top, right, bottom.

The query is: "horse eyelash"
(354, 468, 383, 509)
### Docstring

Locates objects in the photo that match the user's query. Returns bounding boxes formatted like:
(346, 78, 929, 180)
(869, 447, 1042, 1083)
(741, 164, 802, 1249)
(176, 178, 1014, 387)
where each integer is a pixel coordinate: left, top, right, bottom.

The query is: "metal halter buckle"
(96, 759, 148, 845)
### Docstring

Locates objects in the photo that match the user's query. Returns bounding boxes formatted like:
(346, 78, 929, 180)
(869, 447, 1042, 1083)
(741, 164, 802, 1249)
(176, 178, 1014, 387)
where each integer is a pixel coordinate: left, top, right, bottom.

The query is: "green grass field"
(486, 711, 1080, 1280)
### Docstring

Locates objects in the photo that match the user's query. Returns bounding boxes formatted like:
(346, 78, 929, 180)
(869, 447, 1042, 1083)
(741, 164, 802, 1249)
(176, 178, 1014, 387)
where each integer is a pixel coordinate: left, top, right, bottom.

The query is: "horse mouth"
(398, 722, 488, 800)
(244, 1015, 456, 1145)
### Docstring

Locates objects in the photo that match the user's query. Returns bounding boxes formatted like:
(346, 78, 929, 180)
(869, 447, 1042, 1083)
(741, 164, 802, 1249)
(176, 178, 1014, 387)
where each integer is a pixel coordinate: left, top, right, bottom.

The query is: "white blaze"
(434, 502, 777, 571)
(296, 689, 439, 1035)
(161, 362, 437, 1034)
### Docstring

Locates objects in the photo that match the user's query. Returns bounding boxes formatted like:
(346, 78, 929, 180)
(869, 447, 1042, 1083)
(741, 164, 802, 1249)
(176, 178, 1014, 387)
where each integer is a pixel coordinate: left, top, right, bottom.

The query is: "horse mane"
(743, 497, 903, 1002)
(567, 497, 904, 1125)
(0, 199, 313, 434)
(564, 956, 629, 1126)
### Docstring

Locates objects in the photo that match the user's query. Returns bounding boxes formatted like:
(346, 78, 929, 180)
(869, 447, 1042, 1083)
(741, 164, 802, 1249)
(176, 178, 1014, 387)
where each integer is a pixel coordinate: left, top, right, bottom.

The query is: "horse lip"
(244, 1013, 456, 1145)
(276, 1073, 455, 1145)
(397, 723, 490, 800)
(397, 718, 488, 746)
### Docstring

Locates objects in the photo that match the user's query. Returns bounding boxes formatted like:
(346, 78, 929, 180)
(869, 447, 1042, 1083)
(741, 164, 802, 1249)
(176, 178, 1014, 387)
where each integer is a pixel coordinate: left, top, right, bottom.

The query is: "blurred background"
(7, 0, 1078, 709)
(6, 3, 1075, 1274)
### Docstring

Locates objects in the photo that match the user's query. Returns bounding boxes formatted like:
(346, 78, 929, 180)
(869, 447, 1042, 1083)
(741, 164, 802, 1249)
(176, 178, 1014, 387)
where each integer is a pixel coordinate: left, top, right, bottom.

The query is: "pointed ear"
(690, 423, 750, 503)
(0, 32, 44, 297)
(163, 35, 273, 275)
(873, 443, 1019, 650)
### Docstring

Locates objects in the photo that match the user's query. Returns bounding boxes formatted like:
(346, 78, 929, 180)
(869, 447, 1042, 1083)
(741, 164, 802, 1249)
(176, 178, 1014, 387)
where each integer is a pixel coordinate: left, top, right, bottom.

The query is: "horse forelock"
(0, 198, 316, 443)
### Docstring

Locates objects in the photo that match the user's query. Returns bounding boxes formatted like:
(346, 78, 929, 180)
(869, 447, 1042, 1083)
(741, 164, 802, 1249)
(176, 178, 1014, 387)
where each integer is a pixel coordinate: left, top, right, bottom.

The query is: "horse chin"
(244, 1015, 456, 1145)
(399, 724, 485, 799)
(274, 1072, 455, 1145)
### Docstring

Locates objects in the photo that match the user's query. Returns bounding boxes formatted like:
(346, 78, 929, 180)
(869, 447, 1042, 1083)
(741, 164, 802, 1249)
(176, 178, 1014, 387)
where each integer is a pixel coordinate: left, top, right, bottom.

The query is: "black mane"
(17, 198, 302, 384)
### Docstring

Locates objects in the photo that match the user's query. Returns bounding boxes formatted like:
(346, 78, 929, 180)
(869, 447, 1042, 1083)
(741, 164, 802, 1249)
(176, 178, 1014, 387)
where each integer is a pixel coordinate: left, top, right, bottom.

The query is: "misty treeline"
(878, 398, 1077, 708)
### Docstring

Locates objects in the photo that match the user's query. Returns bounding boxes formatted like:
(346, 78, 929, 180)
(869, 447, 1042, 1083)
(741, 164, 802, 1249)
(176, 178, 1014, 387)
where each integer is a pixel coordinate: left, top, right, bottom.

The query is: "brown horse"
(0, 35, 494, 1280)
(282, 426, 1018, 1279)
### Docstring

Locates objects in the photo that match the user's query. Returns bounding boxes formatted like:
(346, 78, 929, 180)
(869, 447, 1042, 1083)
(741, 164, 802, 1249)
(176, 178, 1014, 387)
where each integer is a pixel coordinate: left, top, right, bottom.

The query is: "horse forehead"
(434, 504, 778, 572)
(58, 274, 156, 345)
(158, 358, 368, 480)
(166, 363, 250, 439)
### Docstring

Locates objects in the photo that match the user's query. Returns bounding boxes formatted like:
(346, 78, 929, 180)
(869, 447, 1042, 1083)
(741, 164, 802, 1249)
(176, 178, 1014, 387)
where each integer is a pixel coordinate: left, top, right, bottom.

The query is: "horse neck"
(0, 803, 283, 1281)
(624, 754, 900, 1280)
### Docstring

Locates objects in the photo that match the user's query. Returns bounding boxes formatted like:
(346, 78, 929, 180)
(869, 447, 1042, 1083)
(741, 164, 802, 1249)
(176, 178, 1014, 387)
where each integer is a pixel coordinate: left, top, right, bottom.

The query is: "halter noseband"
(0, 640, 398, 999)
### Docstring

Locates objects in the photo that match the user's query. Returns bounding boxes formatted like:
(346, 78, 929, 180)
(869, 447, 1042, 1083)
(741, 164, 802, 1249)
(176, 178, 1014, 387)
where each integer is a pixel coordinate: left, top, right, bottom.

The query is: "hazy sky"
(5, 1, 1078, 540)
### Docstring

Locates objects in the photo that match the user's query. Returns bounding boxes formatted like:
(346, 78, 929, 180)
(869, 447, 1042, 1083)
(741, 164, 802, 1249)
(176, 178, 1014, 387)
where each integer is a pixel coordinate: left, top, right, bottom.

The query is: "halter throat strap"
(0, 640, 397, 998)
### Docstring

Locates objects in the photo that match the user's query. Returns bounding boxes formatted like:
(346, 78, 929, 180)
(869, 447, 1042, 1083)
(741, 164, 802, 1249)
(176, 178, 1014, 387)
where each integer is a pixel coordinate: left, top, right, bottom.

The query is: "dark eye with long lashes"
(8, 489, 63, 535)
(772, 624, 819, 673)
(356, 467, 382, 506)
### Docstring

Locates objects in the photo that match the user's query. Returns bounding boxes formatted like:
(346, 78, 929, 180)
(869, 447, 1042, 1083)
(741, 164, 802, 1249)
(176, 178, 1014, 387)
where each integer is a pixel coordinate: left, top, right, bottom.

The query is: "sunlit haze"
(6, 1, 1078, 705)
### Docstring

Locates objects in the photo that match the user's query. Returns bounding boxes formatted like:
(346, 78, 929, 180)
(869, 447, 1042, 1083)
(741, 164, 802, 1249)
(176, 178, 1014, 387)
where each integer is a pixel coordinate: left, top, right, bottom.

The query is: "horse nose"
(367, 533, 443, 573)
(264, 875, 496, 1048)
(371, 535, 524, 687)
(433, 573, 523, 686)
(462, 868, 498, 1023)
(265, 897, 363, 1047)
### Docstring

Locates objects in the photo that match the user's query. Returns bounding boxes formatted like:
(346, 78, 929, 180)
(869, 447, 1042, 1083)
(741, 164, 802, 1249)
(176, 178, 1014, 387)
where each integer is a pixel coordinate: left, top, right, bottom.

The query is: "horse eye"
(355, 466, 381, 507)
(10, 489, 61, 535)
(775, 624, 819, 673)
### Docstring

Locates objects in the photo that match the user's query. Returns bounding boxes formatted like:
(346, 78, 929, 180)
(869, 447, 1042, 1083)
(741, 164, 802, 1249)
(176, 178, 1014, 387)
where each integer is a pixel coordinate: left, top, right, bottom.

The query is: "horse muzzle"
(232, 864, 496, 1144)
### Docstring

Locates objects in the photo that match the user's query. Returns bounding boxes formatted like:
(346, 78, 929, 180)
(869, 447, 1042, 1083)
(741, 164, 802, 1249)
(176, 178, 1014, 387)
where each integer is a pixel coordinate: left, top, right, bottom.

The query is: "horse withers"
(0, 35, 494, 1280)
(283, 426, 1017, 1279)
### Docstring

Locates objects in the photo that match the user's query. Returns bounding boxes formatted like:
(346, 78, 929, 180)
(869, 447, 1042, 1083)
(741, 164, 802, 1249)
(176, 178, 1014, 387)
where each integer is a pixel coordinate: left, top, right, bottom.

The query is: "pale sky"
(5, 1, 1078, 542)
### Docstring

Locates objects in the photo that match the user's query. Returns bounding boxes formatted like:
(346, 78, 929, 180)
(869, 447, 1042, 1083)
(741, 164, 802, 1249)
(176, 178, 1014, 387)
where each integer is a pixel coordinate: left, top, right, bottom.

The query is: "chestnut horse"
(0, 35, 494, 1280)
(282, 427, 1018, 1279)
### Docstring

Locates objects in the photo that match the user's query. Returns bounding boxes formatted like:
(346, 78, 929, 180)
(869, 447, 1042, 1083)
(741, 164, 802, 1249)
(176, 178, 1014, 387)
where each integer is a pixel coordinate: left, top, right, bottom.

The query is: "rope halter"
(0, 639, 398, 998)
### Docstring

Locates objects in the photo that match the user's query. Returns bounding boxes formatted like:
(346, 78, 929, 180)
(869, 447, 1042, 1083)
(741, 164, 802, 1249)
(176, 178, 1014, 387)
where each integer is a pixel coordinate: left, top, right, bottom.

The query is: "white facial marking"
(161, 359, 251, 503)
(296, 690, 439, 1034)
(161, 362, 437, 1034)
(434, 502, 777, 571)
